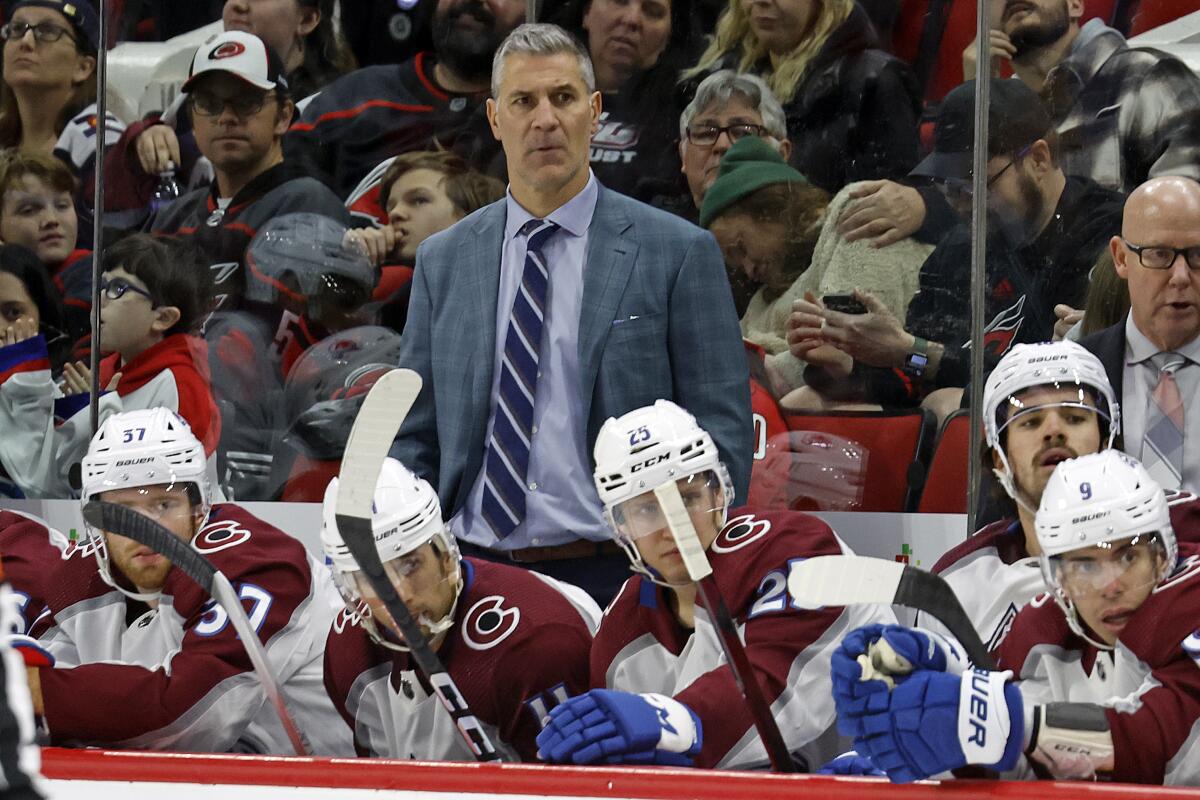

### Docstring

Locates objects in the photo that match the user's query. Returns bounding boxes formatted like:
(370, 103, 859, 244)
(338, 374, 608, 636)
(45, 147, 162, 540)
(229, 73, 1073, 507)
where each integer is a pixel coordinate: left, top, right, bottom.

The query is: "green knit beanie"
(699, 136, 807, 228)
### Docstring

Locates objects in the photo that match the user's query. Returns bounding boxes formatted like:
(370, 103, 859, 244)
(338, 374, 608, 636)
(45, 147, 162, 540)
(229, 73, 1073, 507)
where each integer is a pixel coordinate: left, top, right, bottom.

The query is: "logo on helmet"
(209, 41, 246, 60)
(629, 453, 670, 473)
(1070, 510, 1110, 525)
(114, 457, 154, 467)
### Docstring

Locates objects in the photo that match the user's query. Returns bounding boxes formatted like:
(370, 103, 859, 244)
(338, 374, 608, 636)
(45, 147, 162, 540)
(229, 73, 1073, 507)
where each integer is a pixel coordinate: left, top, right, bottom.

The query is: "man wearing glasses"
(788, 78, 1123, 412)
(1083, 176, 1200, 494)
(150, 30, 349, 314)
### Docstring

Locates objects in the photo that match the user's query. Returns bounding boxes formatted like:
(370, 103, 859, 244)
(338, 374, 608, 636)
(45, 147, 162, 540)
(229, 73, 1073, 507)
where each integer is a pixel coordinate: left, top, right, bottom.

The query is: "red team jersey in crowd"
(922, 491, 1200, 653)
(591, 508, 894, 769)
(34, 504, 353, 755)
(996, 542, 1200, 784)
(323, 557, 600, 761)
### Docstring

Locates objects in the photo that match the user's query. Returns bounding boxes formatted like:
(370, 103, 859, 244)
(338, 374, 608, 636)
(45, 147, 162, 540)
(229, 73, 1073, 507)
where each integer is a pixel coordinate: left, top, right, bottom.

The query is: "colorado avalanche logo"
(461, 595, 520, 651)
(333, 600, 370, 634)
(192, 520, 252, 554)
(710, 514, 771, 553)
(209, 41, 246, 60)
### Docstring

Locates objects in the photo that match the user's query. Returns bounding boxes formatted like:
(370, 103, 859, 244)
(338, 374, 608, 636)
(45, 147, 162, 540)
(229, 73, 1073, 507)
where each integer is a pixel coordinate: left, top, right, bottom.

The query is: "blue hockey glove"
(817, 751, 885, 776)
(831, 625, 899, 737)
(537, 690, 702, 766)
(6, 634, 53, 667)
(854, 668, 1024, 783)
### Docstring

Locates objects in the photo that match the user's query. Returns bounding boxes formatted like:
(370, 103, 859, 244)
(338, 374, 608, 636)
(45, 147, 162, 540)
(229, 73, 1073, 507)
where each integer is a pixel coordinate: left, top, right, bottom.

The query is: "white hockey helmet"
(593, 400, 733, 584)
(320, 458, 461, 650)
(80, 408, 213, 601)
(984, 341, 1119, 506)
(1035, 451, 1174, 647)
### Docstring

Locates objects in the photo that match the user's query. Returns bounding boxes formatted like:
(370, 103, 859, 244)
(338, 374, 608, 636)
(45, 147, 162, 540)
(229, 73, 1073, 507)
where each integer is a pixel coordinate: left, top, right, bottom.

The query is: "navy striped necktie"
(481, 218, 559, 539)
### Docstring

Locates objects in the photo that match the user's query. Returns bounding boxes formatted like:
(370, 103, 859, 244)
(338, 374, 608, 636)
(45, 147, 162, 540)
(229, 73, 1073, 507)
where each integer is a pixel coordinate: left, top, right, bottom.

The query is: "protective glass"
(338, 544, 456, 643)
(1048, 534, 1167, 598)
(610, 471, 723, 542)
(994, 384, 1108, 441)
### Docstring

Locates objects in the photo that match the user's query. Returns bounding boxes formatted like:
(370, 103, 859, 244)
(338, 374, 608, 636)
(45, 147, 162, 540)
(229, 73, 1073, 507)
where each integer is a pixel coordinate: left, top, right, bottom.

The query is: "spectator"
(286, 0, 527, 199)
(789, 79, 1123, 410)
(0, 0, 124, 241)
(150, 31, 349, 316)
(544, 0, 703, 202)
(108, 0, 358, 218)
(1052, 249, 1129, 342)
(391, 23, 751, 607)
(966, 0, 1200, 192)
(675, 70, 791, 311)
(682, 0, 920, 194)
(0, 151, 90, 347)
(339, 0, 437, 69)
(1082, 176, 1200, 494)
(343, 150, 504, 332)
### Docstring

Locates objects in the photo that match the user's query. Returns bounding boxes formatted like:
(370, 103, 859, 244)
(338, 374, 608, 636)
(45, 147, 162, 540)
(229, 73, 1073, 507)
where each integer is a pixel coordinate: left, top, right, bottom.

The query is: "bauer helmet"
(1035, 450, 1174, 648)
(321, 458, 462, 650)
(80, 408, 213, 601)
(593, 400, 733, 585)
(985, 341, 1118, 507)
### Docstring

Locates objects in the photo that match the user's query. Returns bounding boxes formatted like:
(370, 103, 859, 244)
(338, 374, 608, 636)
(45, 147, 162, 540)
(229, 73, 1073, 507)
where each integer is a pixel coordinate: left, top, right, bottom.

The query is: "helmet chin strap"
(993, 458, 1040, 516)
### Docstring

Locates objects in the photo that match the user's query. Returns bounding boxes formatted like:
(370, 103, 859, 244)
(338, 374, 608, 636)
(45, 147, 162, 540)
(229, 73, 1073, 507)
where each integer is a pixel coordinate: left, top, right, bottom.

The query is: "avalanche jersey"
(996, 542, 1200, 784)
(0, 510, 71, 638)
(592, 508, 895, 769)
(921, 491, 1200, 654)
(36, 504, 353, 756)
(324, 557, 601, 761)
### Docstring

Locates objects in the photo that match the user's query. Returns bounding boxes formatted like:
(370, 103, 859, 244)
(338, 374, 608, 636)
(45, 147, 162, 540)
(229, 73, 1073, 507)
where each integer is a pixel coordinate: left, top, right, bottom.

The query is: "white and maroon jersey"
(35, 503, 353, 756)
(996, 541, 1200, 784)
(323, 557, 601, 761)
(0, 510, 72, 638)
(592, 507, 895, 770)
(922, 491, 1200, 654)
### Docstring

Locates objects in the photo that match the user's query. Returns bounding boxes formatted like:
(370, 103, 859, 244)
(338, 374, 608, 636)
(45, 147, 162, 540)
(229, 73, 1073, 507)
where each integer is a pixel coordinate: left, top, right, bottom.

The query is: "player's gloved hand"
(831, 624, 900, 737)
(854, 668, 1024, 783)
(817, 750, 885, 776)
(537, 690, 702, 766)
(5, 634, 54, 667)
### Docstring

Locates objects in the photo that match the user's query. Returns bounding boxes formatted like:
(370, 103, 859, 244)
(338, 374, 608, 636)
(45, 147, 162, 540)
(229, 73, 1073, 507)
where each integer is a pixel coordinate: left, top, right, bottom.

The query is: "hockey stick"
(786, 555, 995, 669)
(654, 482, 796, 773)
(80, 500, 311, 756)
(335, 368, 504, 762)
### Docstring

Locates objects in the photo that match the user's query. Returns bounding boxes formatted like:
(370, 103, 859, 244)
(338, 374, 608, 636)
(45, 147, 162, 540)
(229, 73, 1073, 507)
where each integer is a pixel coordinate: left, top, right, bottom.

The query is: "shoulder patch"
(711, 514, 771, 553)
(192, 519, 252, 554)
(461, 595, 521, 651)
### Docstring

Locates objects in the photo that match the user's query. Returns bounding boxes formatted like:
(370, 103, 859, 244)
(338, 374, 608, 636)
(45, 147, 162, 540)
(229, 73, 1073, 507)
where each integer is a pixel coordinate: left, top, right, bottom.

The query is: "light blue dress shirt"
(451, 174, 608, 550)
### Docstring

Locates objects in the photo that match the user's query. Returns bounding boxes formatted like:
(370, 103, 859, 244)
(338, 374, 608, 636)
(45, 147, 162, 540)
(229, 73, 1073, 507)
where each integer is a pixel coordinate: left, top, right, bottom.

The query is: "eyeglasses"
(99, 276, 155, 304)
(1, 20, 77, 45)
(938, 144, 1033, 200)
(685, 123, 770, 147)
(189, 90, 275, 118)
(1121, 239, 1200, 271)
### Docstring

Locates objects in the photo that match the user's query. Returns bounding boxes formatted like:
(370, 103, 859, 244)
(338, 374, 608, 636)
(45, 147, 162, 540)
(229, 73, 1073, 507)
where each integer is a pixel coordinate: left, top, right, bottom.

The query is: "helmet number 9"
(628, 426, 650, 446)
(122, 428, 147, 443)
(1080, 482, 1092, 501)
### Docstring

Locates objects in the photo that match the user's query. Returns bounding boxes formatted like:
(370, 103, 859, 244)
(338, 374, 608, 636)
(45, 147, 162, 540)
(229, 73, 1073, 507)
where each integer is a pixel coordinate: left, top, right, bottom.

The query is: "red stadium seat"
(767, 408, 935, 513)
(916, 409, 972, 513)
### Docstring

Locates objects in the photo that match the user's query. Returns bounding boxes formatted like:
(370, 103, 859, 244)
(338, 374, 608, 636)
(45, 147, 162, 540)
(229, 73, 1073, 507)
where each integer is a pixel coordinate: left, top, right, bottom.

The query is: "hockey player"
(924, 340, 1200, 652)
(536, 400, 894, 770)
(833, 450, 1200, 784)
(26, 407, 353, 755)
(321, 457, 601, 761)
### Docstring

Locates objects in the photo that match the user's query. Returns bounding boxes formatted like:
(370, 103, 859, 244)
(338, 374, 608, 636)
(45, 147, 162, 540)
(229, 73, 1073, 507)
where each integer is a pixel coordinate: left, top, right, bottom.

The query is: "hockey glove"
(537, 690, 702, 766)
(854, 668, 1024, 783)
(817, 750, 885, 776)
(5, 634, 53, 667)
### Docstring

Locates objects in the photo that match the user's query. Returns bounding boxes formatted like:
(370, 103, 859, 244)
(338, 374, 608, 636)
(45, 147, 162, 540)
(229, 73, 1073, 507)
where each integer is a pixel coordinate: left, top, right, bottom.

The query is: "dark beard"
(432, 0, 508, 83)
(1007, 0, 1071, 58)
(989, 169, 1047, 246)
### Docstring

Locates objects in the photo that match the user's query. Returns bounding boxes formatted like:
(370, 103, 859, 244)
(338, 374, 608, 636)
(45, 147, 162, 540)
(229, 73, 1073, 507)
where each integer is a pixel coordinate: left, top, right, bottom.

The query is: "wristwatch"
(904, 336, 930, 377)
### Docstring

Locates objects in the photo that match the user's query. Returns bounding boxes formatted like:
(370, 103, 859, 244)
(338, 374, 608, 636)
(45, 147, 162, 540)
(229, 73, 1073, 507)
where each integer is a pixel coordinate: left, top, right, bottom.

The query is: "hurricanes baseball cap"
(9, 0, 99, 53)
(910, 79, 1052, 182)
(182, 30, 289, 94)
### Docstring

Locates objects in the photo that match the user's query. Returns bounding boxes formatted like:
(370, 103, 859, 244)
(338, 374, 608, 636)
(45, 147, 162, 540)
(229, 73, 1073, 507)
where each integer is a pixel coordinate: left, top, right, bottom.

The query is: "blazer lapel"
(579, 187, 637, 414)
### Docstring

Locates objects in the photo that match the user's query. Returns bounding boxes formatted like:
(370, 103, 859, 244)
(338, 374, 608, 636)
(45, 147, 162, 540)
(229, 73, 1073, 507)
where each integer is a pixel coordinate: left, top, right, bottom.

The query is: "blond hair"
(683, 0, 853, 104)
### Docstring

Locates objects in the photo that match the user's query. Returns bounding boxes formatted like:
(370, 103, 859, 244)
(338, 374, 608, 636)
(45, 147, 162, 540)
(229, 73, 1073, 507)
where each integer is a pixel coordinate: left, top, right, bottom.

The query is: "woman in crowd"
(0, 0, 124, 242)
(683, 0, 921, 193)
(544, 0, 705, 201)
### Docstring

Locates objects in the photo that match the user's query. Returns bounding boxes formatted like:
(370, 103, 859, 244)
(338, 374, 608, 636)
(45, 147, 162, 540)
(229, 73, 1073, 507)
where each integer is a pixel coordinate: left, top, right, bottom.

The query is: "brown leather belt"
(473, 539, 624, 563)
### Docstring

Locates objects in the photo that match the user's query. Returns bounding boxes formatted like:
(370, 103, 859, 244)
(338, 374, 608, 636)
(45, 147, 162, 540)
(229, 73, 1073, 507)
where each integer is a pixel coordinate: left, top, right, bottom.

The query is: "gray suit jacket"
(391, 183, 752, 519)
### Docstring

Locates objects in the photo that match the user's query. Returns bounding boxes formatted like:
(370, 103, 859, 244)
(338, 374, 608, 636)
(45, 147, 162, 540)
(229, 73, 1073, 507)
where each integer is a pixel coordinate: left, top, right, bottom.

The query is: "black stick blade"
(82, 500, 216, 592)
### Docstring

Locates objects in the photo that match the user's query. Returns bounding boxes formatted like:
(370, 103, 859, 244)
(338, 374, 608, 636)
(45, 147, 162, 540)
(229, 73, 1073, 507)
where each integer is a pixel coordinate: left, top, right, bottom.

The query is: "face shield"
(1043, 533, 1168, 601)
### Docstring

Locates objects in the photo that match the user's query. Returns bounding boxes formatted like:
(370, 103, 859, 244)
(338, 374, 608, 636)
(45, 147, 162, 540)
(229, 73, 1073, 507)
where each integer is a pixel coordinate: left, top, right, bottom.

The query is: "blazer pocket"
(607, 312, 665, 345)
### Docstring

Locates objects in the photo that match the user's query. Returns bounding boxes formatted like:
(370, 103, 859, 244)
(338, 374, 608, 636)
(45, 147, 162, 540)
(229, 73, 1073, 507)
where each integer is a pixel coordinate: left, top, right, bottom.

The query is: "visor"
(611, 471, 724, 543)
(1045, 534, 1167, 598)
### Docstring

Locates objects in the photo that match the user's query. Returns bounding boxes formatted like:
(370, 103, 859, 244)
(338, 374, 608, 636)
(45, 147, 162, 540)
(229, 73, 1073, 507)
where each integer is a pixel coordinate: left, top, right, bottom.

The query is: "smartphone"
(822, 294, 868, 315)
